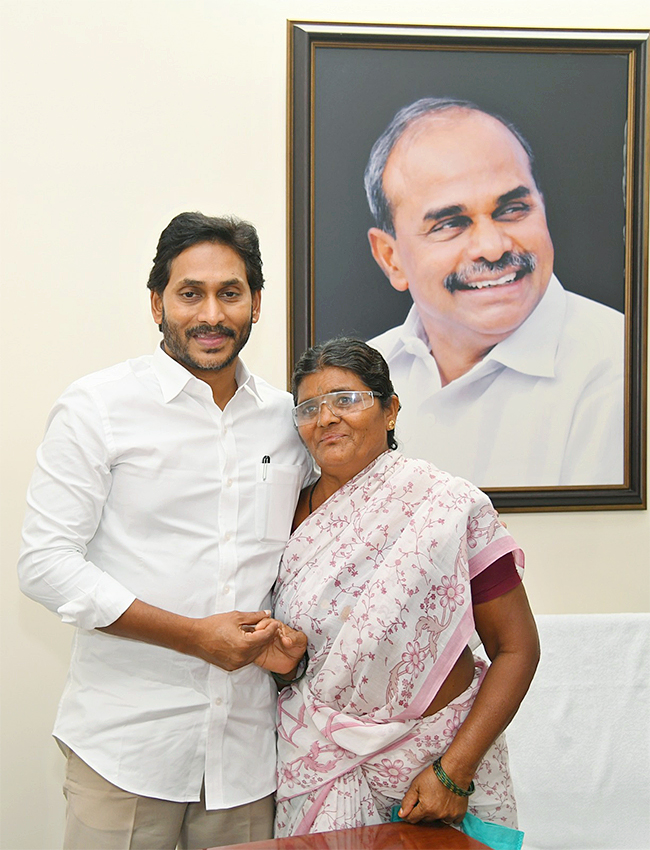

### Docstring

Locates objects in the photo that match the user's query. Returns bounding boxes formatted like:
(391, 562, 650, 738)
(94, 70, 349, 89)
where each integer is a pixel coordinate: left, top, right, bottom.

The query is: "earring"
(388, 420, 395, 429)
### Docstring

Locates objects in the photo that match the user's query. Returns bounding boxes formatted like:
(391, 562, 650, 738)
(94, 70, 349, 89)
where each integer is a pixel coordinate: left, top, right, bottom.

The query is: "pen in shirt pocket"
(262, 455, 270, 480)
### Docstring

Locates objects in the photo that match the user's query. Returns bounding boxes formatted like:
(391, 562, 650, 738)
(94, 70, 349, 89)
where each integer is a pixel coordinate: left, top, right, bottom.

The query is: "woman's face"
(295, 367, 399, 482)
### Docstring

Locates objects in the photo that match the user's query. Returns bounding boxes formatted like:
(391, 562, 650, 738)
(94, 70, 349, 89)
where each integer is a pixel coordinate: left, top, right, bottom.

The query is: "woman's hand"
(413, 583, 539, 812)
(250, 618, 308, 676)
(398, 763, 468, 825)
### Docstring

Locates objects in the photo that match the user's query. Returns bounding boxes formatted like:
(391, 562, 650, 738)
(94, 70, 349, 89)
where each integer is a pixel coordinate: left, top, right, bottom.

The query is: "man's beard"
(160, 308, 254, 373)
(444, 251, 536, 293)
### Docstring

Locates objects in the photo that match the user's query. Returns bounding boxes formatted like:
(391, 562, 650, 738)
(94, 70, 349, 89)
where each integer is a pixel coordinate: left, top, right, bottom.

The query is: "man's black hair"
(147, 212, 264, 295)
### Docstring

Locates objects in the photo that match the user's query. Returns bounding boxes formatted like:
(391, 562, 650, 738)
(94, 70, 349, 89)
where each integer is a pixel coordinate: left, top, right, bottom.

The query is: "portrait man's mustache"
(444, 252, 536, 293)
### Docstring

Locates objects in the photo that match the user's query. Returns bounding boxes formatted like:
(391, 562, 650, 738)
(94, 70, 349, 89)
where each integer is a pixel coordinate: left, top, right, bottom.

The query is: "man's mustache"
(444, 252, 536, 293)
(186, 323, 236, 340)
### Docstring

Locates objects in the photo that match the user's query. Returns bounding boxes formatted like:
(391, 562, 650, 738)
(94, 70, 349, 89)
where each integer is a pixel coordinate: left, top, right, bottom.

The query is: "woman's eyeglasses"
(292, 390, 379, 426)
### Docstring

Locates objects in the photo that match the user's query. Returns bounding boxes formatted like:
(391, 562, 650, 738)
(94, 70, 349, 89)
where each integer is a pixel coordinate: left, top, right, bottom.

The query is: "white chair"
(506, 613, 650, 850)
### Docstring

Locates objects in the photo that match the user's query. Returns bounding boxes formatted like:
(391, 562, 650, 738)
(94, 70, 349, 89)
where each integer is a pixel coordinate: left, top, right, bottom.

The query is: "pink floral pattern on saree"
(273, 452, 522, 836)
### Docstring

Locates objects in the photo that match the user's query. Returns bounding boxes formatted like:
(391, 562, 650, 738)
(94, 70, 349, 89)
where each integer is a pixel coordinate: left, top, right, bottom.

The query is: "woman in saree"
(256, 338, 540, 837)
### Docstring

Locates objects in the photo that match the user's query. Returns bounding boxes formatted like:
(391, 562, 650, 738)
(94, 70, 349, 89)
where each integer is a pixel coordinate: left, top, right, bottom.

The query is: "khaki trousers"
(61, 747, 274, 850)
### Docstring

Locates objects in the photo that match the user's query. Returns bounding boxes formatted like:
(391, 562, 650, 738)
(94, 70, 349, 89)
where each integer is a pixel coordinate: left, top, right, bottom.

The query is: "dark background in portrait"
(313, 47, 629, 342)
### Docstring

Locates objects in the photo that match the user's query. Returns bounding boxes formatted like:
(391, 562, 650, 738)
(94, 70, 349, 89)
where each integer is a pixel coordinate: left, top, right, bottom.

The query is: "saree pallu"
(273, 452, 522, 836)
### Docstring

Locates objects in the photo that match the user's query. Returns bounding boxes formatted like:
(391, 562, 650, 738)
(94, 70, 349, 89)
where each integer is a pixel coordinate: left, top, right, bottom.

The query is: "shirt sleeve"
(470, 552, 522, 605)
(17, 384, 136, 630)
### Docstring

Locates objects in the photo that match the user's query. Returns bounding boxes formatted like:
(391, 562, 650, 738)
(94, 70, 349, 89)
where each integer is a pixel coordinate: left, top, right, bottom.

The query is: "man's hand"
(253, 620, 308, 676)
(99, 600, 281, 672)
(398, 764, 468, 825)
(183, 610, 281, 671)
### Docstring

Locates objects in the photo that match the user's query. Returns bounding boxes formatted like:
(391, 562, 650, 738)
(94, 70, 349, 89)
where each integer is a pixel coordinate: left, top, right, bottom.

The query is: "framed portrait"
(288, 21, 648, 512)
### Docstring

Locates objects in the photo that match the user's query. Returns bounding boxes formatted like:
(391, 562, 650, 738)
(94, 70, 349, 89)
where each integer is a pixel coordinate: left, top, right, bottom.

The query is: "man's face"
(369, 110, 554, 352)
(150, 241, 260, 376)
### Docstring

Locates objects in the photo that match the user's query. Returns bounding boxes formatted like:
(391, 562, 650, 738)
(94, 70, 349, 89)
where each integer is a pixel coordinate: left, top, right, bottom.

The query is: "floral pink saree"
(273, 452, 521, 836)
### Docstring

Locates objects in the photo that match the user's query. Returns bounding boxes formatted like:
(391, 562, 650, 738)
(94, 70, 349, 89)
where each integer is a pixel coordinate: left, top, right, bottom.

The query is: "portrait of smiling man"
(366, 97, 624, 488)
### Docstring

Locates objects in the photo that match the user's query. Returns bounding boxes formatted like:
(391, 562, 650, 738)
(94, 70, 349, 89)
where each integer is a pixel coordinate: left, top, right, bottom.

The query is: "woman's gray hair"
(364, 97, 538, 237)
(292, 338, 399, 450)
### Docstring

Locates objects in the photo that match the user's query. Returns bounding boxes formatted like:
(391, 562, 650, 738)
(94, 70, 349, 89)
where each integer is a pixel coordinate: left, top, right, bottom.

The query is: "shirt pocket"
(255, 462, 302, 543)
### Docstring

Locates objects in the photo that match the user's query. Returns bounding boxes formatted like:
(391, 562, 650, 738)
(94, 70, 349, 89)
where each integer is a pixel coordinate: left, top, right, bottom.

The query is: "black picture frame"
(288, 21, 648, 512)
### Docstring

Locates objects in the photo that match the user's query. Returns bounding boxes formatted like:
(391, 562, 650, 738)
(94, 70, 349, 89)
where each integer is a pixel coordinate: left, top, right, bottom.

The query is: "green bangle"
(432, 758, 475, 797)
(271, 651, 309, 687)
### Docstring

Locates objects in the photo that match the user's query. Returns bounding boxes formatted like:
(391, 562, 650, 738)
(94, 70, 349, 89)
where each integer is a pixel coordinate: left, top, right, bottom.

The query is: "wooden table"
(215, 822, 490, 849)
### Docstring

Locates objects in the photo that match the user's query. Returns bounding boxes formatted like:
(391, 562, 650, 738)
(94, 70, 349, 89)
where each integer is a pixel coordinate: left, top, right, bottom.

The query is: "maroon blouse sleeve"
(470, 552, 522, 605)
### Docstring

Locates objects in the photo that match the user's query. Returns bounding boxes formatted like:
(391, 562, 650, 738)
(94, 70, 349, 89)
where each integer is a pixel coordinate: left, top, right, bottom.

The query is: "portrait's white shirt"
(369, 276, 624, 487)
(19, 345, 312, 808)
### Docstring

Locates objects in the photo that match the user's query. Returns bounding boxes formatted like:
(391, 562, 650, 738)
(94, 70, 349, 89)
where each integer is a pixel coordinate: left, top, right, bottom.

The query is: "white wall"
(1, 1, 648, 847)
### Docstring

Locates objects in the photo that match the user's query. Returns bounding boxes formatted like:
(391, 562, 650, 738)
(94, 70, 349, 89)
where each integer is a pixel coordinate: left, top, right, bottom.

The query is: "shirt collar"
(152, 343, 264, 406)
(483, 275, 565, 378)
(389, 305, 431, 361)
(235, 358, 265, 406)
(384, 275, 565, 379)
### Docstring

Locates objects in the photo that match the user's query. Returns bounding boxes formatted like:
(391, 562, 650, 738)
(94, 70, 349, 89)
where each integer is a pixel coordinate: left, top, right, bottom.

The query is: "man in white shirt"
(365, 98, 624, 487)
(18, 212, 312, 849)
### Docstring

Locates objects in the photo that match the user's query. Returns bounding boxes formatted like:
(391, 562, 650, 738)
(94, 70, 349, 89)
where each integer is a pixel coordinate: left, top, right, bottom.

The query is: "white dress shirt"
(369, 276, 624, 487)
(18, 345, 312, 809)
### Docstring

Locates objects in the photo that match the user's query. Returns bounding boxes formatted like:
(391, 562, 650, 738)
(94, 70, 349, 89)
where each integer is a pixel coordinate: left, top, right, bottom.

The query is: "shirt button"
(223, 585, 231, 594)
(226, 478, 233, 488)
(224, 532, 232, 542)
(214, 697, 223, 706)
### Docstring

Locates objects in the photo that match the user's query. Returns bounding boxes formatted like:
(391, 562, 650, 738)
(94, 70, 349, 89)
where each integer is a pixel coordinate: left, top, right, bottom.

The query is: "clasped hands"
(184, 609, 306, 674)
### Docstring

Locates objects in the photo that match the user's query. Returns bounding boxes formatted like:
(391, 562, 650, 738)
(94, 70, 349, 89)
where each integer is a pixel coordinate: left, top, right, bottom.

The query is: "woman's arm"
(399, 583, 540, 823)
